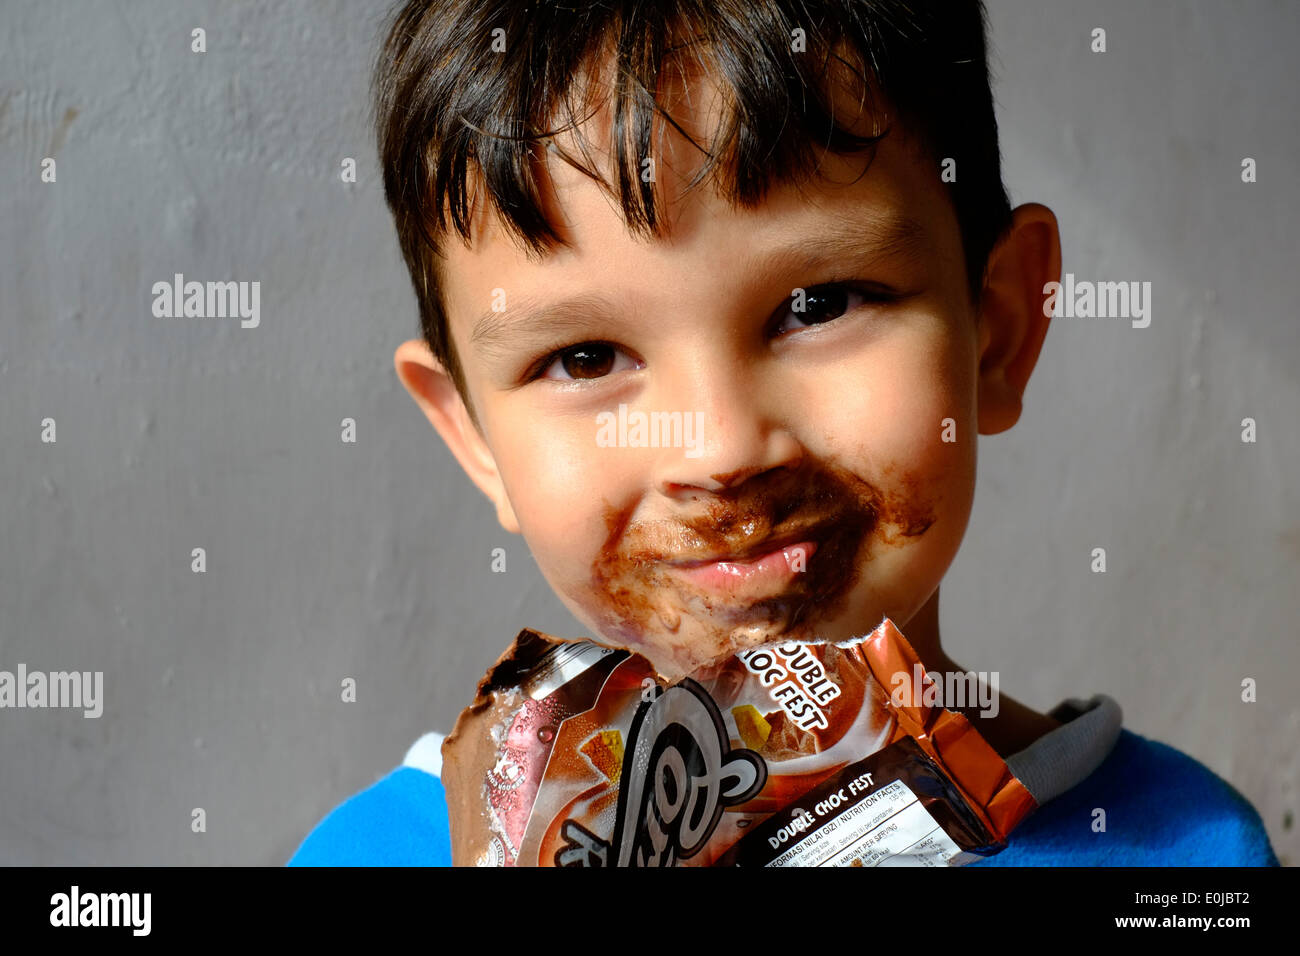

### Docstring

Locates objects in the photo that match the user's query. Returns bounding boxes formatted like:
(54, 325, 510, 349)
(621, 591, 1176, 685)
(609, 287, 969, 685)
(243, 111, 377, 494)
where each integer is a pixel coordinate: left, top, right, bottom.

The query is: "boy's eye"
(773, 282, 895, 335)
(527, 281, 896, 384)
(537, 342, 640, 382)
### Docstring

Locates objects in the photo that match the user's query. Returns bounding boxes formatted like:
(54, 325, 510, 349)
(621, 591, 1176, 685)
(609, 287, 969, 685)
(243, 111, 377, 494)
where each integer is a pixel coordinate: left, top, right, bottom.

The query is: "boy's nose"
(649, 371, 804, 496)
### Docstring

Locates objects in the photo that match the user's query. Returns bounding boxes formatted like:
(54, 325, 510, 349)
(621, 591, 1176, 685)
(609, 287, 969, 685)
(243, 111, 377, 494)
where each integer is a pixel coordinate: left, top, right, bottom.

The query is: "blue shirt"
(287, 721, 1280, 867)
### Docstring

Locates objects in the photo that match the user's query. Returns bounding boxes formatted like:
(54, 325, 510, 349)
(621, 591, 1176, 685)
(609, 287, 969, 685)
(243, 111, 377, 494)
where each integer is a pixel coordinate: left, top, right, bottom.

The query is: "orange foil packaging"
(440, 617, 1037, 867)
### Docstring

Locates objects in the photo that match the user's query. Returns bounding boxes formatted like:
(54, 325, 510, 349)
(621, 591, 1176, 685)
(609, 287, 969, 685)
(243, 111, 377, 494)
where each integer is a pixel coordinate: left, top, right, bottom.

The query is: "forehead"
(438, 52, 954, 343)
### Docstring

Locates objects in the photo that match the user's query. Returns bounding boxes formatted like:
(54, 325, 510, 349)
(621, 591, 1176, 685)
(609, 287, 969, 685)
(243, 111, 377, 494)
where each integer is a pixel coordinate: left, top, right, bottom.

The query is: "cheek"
(811, 324, 976, 476)
(491, 410, 622, 574)
(809, 326, 978, 588)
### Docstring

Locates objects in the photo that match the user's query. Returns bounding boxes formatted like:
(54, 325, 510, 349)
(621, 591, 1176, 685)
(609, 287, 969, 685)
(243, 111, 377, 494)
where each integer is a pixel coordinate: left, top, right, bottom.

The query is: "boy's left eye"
(535, 342, 642, 382)
(772, 282, 896, 335)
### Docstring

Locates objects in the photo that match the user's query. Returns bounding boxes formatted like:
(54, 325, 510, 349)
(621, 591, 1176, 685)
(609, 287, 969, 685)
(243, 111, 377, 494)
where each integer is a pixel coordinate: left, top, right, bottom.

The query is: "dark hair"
(372, 0, 1012, 415)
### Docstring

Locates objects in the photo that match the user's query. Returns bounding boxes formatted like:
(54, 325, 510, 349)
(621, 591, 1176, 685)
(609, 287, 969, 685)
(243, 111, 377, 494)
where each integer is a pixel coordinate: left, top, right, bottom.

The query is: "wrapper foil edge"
(442, 628, 602, 866)
(861, 619, 1039, 843)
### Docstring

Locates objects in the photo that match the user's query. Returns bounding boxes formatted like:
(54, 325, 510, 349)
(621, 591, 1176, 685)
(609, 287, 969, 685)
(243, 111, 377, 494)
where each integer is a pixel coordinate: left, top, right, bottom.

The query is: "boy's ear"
(974, 202, 1062, 435)
(393, 339, 521, 534)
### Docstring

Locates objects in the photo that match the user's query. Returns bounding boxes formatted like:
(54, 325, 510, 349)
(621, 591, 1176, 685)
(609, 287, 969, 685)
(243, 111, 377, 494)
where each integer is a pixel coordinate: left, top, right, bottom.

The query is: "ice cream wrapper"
(441, 617, 1038, 867)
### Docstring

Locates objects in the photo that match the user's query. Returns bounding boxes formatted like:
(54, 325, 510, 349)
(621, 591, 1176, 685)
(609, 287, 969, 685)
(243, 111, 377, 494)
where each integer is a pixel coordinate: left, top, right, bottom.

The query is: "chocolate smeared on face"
(588, 458, 937, 678)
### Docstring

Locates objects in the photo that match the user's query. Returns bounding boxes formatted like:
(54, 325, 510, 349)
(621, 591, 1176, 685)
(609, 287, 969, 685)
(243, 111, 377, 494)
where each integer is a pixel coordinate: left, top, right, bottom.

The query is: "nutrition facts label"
(766, 779, 962, 867)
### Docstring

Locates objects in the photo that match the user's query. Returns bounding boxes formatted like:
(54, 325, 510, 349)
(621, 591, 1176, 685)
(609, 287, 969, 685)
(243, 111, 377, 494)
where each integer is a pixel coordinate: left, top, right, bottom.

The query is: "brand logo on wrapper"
(554, 679, 767, 867)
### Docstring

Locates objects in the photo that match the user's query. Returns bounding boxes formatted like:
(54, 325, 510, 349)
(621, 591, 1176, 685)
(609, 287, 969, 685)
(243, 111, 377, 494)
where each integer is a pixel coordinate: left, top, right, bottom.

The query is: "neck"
(898, 588, 1061, 759)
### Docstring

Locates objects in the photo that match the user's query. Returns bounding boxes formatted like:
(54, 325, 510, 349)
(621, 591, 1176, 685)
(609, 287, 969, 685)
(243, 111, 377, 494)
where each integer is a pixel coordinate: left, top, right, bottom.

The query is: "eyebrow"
(467, 212, 931, 359)
(748, 211, 932, 276)
(470, 290, 626, 361)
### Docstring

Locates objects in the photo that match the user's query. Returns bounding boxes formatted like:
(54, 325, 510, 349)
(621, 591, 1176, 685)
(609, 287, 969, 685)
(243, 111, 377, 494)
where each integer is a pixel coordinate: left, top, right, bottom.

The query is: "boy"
(290, 0, 1278, 865)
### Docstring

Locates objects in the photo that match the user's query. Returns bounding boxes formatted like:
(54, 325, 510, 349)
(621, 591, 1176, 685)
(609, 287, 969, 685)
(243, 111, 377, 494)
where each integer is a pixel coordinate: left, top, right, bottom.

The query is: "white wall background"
(0, 0, 1295, 865)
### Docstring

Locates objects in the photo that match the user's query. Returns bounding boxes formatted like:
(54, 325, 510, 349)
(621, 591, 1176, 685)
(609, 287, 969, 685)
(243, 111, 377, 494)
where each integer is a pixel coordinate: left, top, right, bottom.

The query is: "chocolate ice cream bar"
(441, 618, 1037, 866)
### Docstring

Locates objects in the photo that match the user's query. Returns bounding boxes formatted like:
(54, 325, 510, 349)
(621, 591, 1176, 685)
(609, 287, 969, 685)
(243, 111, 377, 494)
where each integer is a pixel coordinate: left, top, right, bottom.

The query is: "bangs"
(375, 1, 982, 261)
(373, 0, 1009, 407)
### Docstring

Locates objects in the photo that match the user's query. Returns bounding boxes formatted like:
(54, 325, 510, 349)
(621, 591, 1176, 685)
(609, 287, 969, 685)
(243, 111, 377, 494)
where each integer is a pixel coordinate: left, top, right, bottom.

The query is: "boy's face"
(403, 69, 1052, 680)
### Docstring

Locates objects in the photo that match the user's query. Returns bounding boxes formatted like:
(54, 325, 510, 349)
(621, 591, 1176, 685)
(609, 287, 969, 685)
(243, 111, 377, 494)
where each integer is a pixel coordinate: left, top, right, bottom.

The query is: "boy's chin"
(585, 600, 859, 683)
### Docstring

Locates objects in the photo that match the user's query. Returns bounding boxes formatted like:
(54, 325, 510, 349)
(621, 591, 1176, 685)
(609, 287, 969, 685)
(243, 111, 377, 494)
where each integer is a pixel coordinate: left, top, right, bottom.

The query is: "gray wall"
(0, 0, 1295, 866)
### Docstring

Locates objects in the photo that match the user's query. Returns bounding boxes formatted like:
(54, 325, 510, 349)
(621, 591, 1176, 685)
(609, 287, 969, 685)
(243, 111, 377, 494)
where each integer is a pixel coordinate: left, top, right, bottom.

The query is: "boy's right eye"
(534, 342, 641, 382)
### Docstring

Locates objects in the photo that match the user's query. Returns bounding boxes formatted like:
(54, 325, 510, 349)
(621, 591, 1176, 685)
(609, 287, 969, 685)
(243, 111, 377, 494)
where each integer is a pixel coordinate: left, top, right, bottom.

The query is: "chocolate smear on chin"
(586, 458, 937, 676)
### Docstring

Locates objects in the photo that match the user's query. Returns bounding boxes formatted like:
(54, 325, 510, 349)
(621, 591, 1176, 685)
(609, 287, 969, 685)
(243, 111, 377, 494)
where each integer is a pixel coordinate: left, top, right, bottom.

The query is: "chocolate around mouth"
(587, 459, 937, 668)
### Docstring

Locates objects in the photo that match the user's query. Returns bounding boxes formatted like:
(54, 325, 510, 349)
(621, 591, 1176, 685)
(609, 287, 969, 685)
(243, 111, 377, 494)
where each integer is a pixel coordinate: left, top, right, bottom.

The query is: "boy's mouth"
(668, 538, 820, 602)
(587, 458, 935, 669)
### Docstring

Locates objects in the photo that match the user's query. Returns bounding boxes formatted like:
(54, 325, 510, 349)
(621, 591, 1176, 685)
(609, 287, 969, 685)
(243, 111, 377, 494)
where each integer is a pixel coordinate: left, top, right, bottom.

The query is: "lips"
(662, 517, 834, 602)
(668, 524, 829, 569)
(588, 462, 898, 670)
(673, 539, 820, 599)
(619, 493, 875, 611)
